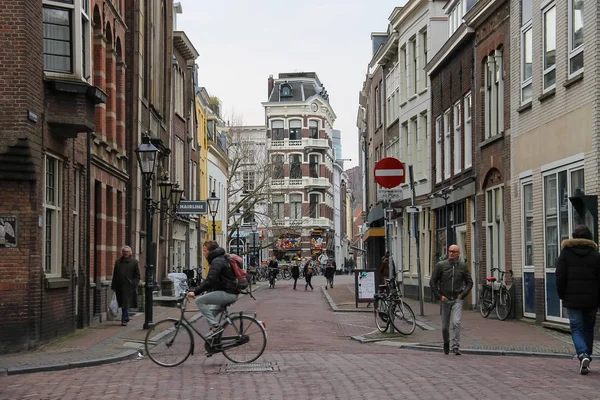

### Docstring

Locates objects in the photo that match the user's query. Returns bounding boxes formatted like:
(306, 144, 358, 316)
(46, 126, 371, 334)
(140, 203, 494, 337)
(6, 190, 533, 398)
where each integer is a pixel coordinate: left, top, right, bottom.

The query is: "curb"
(321, 286, 372, 313)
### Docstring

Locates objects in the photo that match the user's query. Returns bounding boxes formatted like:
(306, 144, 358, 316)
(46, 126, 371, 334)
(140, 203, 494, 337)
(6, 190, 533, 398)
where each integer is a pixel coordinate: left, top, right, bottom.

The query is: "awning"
(362, 227, 385, 241)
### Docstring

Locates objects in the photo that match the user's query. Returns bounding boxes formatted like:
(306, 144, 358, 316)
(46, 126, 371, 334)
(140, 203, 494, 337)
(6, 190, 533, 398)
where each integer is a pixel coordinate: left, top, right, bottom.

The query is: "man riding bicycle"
(268, 256, 279, 289)
(187, 241, 239, 337)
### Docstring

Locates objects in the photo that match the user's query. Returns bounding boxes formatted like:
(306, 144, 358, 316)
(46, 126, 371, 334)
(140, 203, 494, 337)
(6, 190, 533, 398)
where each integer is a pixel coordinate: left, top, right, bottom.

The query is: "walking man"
(430, 244, 472, 355)
(556, 225, 600, 375)
(111, 246, 140, 326)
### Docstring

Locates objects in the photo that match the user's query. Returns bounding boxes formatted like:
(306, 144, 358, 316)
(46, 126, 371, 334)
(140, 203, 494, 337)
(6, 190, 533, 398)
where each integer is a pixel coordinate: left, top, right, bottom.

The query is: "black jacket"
(556, 238, 600, 309)
(194, 247, 238, 295)
(429, 259, 473, 301)
(291, 263, 300, 279)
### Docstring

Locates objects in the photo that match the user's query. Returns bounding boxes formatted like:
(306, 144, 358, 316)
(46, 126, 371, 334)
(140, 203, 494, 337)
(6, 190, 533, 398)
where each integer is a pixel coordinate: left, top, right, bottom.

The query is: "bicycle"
(373, 270, 416, 335)
(479, 267, 512, 321)
(144, 297, 267, 367)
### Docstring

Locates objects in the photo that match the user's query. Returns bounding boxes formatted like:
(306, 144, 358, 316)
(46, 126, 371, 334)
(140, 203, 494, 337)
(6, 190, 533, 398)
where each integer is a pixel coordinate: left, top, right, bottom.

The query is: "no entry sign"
(374, 157, 405, 188)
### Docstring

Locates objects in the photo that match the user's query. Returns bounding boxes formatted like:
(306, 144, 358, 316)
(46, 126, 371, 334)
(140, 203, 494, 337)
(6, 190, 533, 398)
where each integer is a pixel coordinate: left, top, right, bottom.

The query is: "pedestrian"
(379, 257, 390, 287)
(304, 259, 314, 291)
(186, 241, 239, 337)
(325, 262, 335, 289)
(429, 244, 473, 355)
(331, 260, 337, 287)
(556, 225, 600, 375)
(318, 252, 328, 274)
(111, 246, 140, 327)
(268, 256, 279, 289)
(291, 258, 300, 290)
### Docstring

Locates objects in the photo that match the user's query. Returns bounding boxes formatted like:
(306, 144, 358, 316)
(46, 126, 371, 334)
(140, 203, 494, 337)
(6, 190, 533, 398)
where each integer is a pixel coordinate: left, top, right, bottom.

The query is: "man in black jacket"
(430, 244, 473, 355)
(556, 225, 600, 375)
(187, 241, 239, 337)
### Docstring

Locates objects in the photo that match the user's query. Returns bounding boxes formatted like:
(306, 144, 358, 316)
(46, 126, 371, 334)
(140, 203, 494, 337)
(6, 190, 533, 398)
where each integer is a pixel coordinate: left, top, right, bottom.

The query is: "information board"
(354, 269, 379, 306)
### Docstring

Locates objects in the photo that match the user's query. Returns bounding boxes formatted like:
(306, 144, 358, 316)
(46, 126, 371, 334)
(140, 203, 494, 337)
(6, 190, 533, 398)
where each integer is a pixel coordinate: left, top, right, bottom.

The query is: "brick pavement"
(1, 274, 598, 400)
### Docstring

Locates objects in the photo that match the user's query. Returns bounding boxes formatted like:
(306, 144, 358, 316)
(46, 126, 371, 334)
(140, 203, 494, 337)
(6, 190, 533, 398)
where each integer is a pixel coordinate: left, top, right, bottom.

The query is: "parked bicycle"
(373, 270, 416, 335)
(144, 297, 267, 367)
(479, 267, 512, 321)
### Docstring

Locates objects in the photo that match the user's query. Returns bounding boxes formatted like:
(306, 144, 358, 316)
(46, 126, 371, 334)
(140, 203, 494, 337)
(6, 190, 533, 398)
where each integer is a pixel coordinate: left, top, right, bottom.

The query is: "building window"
(309, 120, 319, 139)
(543, 5, 556, 90)
(486, 186, 504, 276)
(309, 193, 320, 218)
(436, 207, 447, 259)
(400, 45, 407, 104)
(568, 0, 584, 76)
(453, 102, 461, 174)
(290, 193, 303, 220)
(280, 83, 293, 99)
(191, 161, 197, 200)
(375, 85, 381, 127)
(410, 118, 418, 172)
(207, 119, 215, 142)
(43, 6, 72, 73)
(272, 195, 285, 220)
(523, 183, 534, 266)
(271, 120, 284, 141)
(174, 67, 184, 116)
(386, 63, 399, 126)
(44, 155, 63, 276)
(175, 137, 184, 187)
(463, 93, 472, 169)
(271, 154, 284, 179)
(443, 110, 451, 180)
(410, 37, 417, 96)
(289, 119, 302, 140)
(485, 50, 504, 138)
(243, 171, 255, 193)
(418, 112, 427, 178)
(419, 29, 428, 92)
(521, 0, 532, 103)
(435, 116, 442, 183)
(309, 154, 319, 178)
(289, 154, 302, 179)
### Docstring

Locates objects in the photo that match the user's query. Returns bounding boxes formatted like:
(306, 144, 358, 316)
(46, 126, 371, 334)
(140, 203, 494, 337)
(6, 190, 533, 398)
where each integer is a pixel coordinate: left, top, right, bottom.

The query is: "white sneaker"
(580, 355, 590, 375)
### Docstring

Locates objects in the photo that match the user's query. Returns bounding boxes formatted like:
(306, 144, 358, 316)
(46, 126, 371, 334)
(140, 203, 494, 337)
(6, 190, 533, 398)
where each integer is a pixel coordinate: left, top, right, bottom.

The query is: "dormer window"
(280, 83, 293, 98)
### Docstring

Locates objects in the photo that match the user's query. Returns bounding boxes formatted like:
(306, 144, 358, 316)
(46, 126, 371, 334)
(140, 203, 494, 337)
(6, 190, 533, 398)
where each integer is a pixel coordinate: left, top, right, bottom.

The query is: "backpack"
(226, 254, 249, 292)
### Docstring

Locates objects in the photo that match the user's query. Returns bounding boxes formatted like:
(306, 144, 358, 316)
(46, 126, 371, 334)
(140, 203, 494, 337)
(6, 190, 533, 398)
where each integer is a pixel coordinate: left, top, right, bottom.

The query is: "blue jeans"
(195, 291, 238, 326)
(121, 308, 130, 323)
(567, 308, 597, 357)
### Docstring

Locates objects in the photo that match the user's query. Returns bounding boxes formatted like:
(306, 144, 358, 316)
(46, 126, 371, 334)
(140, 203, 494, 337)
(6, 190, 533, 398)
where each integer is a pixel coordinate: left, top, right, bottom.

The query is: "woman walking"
(304, 259, 314, 291)
(291, 258, 300, 290)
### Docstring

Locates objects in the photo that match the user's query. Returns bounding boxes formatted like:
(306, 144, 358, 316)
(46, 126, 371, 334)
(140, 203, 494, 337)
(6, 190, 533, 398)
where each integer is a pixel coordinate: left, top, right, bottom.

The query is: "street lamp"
(135, 134, 184, 330)
(234, 208, 242, 255)
(430, 185, 455, 255)
(251, 221, 258, 266)
(207, 191, 220, 240)
(135, 135, 159, 330)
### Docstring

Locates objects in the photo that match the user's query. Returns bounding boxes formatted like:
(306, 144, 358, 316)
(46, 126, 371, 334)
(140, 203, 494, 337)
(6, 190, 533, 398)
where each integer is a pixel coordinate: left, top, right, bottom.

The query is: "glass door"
(522, 182, 535, 318)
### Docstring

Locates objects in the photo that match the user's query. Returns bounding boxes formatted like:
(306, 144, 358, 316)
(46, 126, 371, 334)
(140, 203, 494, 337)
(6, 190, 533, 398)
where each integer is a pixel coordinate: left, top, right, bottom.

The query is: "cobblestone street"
(1, 275, 598, 399)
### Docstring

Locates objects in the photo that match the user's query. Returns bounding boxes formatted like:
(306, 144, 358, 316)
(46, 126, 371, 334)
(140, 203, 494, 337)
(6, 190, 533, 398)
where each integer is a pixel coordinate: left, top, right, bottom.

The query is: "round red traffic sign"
(374, 157, 405, 188)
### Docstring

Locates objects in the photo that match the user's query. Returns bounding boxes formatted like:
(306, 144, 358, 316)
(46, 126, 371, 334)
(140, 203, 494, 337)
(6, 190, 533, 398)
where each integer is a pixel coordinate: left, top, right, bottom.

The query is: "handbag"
(109, 293, 119, 318)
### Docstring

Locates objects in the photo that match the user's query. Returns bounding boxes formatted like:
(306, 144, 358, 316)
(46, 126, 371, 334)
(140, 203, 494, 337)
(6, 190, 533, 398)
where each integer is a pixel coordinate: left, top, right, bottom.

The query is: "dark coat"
(111, 256, 140, 309)
(429, 259, 473, 301)
(556, 238, 600, 309)
(194, 247, 238, 295)
(291, 263, 300, 279)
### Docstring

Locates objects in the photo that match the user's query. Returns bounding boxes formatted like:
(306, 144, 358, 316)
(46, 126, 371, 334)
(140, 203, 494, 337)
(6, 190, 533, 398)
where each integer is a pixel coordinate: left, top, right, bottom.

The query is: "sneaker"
(580, 355, 590, 375)
(443, 342, 450, 355)
(453, 348, 462, 356)
(325, 286, 328, 290)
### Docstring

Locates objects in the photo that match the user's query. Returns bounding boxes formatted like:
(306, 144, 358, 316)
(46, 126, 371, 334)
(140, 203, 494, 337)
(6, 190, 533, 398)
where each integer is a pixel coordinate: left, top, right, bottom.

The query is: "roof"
(173, 31, 199, 61)
(268, 80, 318, 103)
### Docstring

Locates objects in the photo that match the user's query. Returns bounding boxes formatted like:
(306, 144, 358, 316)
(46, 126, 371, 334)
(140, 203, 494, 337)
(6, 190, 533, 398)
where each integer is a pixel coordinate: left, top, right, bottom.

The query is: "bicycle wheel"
(373, 297, 389, 333)
(219, 315, 267, 363)
(390, 300, 416, 335)
(496, 288, 512, 321)
(479, 286, 492, 318)
(144, 319, 194, 367)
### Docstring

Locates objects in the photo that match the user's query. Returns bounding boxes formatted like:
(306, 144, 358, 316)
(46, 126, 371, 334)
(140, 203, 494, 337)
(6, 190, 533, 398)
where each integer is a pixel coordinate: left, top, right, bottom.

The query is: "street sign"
(374, 157, 405, 188)
(176, 200, 207, 214)
(377, 188, 402, 202)
(406, 205, 423, 214)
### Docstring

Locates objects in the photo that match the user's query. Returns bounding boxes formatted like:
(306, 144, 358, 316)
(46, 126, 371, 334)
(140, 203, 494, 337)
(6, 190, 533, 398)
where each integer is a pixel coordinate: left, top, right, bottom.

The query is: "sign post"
(408, 165, 424, 316)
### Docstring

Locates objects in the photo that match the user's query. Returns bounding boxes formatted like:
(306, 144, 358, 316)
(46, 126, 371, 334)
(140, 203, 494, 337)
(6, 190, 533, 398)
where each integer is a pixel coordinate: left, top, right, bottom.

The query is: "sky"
(176, 0, 405, 169)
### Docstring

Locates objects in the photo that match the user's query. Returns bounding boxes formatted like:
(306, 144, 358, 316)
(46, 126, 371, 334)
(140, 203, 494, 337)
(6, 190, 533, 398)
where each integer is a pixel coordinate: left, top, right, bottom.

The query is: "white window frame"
(175, 137, 185, 187)
(272, 194, 285, 220)
(289, 119, 302, 141)
(521, 24, 533, 104)
(309, 153, 320, 178)
(542, 5, 556, 91)
(435, 116, 442, 183)
(419, 29, 428, 92)
(463, 93, 472, 169)
(485, 185, 504, 277)
(308, 120, 319, 139)
(43, 0, 91, 81)
(290, 192, 303, 220)
(410, 117, 418, 174)
(44, 154, 63, 277)
(417, 113, 426, 178)
(443, 109, 451, 180)
(400, 45, 407, 104)
(521, 179, 535, 318)
(453, 101, 461, 174)
(242, 170, 255, 192)
(568, 0, 584, 77)
(309, 193, 321, 218)
(410, 36, 417, 96)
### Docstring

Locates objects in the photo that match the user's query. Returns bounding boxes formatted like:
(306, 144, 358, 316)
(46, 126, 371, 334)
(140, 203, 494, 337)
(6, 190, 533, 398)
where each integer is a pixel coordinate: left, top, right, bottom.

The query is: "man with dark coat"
(556, 225, 600, 375)
(187, 241, 239, 337)
(111, 246, 140, 326)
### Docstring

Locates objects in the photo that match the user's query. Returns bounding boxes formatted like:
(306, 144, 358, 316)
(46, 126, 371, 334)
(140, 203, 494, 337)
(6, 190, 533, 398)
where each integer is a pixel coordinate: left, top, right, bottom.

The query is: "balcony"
(270, 178, 310, 188)
(304, 217, 333, 229)
(303, 177, 330, 189)
(304, 138, 329, 149)
(269, 139, 304, 150)
(270, 217, 332, 230)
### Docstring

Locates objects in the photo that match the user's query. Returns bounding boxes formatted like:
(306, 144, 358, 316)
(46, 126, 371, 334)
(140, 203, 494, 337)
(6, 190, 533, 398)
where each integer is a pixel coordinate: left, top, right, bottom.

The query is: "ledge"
(564, 72, 584, 89)
(45, 277, 70, 290)
(538, 88, 556, 103)
(408, 94, 418, 102)
(400, 101, 407, 108)
(516, 101, 532, 113)
(479, 132, 505, 149)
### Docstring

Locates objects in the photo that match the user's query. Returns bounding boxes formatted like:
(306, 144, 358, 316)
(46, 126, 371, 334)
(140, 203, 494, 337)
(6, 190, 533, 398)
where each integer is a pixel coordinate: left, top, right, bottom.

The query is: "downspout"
(86, 130, 91, 327)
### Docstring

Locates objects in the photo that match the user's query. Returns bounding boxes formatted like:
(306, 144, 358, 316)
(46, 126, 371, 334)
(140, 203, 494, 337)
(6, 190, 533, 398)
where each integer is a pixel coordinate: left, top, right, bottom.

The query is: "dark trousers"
(293, 277, 298, 289)
(305, 275, 313, 290)
(122, 307, 130, 323)
(568, 307, 597, 357)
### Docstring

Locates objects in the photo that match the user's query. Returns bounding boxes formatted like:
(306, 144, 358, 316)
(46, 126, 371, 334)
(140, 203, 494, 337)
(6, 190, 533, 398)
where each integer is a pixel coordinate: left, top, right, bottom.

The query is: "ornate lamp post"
(207, 191, 220, 241)
(135, 134, 184, 330)
(251, 221, 258, 266)
(234, 209, 242, 255)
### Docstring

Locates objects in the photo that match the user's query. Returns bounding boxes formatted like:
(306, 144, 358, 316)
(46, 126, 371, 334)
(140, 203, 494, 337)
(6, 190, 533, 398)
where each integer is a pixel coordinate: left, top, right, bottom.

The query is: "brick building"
(0, 0, 106, 353)
(464, 0, 513, 313)
(426, 0, 477, 306)
(262, 72, 337, 261)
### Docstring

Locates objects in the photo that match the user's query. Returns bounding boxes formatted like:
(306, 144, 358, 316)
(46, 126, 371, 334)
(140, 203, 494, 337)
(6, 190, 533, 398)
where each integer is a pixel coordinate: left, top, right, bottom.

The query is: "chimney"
(268, 75, 274, 98)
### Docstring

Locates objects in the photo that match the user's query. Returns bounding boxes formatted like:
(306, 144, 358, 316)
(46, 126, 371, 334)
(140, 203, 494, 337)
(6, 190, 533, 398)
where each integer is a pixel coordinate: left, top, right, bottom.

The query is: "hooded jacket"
(556, 238, 600, 309)
(194, 247, 238, 295)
